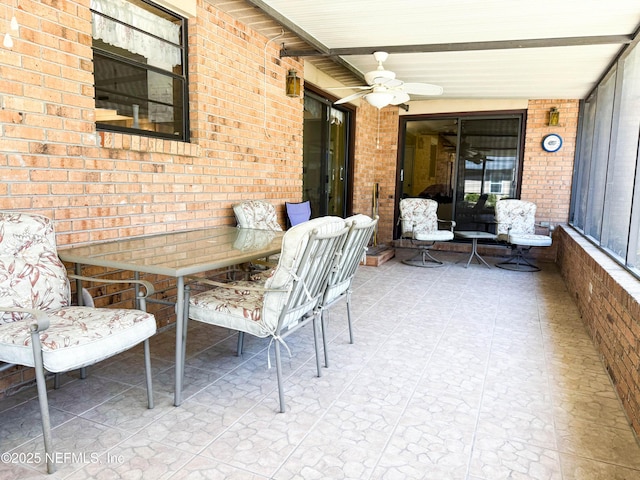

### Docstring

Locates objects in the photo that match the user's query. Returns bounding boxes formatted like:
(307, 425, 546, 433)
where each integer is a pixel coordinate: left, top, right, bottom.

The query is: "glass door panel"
(454, 117, 520, 232)
(303, 93, 351, 217)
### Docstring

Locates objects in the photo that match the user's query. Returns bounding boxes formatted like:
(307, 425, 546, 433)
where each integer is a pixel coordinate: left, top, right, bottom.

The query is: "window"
(570, 40, 640, 275)
(91, 0, 188, 141)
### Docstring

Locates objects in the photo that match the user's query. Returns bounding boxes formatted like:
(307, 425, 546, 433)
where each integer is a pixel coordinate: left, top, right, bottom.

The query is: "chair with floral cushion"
(233, 200, 283, 272)
(182, 216, 348, 413)
(233, 200, 283, 231)
(0, 212, 157, 474)
(320, 214, 378, 366)
(494, 199, 552, 271)
(398, 198, 455, 267)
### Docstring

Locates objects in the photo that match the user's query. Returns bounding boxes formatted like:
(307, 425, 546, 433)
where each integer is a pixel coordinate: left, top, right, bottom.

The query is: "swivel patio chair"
(495, 199, 552, 272)
(320, 214, 378, 366)
(0, 212, 156, 474)
(398, 198, 455, 267)
(181, 216, 349, 413)
(285, 200, 311, 228)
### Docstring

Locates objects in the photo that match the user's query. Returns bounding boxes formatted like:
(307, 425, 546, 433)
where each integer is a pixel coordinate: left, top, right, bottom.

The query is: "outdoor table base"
(455, 231, 496, 268)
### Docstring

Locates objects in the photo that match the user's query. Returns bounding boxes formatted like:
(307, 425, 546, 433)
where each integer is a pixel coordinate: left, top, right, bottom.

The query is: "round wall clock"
(542, 133, 563, 152)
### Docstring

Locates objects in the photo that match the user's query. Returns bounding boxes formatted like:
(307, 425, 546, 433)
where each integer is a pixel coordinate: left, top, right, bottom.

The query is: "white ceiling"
(212, 0, 640, 100)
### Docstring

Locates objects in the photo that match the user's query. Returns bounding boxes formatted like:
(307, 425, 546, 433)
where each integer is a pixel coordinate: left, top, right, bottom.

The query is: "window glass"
(571, 97, 597, 231)
(570, 39, 640, 279)
(584, 70, 616, 240)
(601, 45, 640, 259)
(91, 0, 187, 140)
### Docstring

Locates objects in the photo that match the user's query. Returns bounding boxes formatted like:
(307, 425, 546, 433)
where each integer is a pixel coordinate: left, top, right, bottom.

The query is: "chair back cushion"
(0, 212, 70, 324)
(495, 200, 536, 238)
(264, 216, 346, 330)
(324, 215, 377, 305)
(400, 198, 438, 235)
(233, 200, 282, 231)
(285, 201, 311, 227)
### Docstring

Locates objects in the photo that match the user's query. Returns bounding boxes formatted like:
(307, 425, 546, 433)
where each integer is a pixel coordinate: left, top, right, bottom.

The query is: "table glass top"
(58, 227, 284, 277)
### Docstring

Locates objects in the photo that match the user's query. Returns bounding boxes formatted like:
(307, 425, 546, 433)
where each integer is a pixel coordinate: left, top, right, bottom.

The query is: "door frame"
(304, 83, 356, 217)
(394, 110, 527, 239)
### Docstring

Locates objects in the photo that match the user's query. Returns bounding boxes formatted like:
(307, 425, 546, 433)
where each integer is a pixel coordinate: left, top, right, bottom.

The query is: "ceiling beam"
(280, 35, 634, 58)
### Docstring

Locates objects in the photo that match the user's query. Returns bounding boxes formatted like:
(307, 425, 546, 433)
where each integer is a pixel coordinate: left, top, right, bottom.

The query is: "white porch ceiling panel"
(209, 0, 640, 99)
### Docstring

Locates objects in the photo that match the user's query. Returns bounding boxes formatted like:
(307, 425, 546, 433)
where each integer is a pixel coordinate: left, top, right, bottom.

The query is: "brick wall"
(557, 225, 640, 438)
(352, 104, 399, 245)
(522, 100, 579, 261)
(0, 0, 303, 239)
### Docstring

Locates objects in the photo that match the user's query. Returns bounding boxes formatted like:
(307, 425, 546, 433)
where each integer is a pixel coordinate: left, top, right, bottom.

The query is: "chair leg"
(236, 331, 244, 356)
(312, 315, 322, 377)
(143, 339, 154, 409)
(274, 340, 285, 413)
(30, 332, 55, 474)
(346, 292, 354, 344)
(401, 245, 445, 267)
(320, 310, 329, 368)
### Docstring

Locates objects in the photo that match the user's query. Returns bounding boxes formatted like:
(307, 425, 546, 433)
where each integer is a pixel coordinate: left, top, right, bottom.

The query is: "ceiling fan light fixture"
(364, 91, 394, 109)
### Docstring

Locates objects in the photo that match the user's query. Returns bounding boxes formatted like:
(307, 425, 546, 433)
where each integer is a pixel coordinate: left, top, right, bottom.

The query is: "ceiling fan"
(334, 51, 443, 109)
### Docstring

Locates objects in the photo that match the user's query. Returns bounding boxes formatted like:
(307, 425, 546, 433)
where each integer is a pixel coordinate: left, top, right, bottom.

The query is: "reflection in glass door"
(455, 117, 521, 232)
(303, 92, 351, 217)
(397, 114, 523, 237)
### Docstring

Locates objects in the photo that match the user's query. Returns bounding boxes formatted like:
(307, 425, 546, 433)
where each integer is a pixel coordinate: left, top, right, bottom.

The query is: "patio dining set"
(0, 205, 377, 474)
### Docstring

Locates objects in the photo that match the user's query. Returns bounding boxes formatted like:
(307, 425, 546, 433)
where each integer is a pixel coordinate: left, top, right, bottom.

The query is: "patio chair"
(182, 216, 349, 412)
(398, 198, 455, 267)
(494, 199, 553, 271)
(285, 200, 311, 228)
(0, 212, 156, 474)
(233, 200, 283, 231)
(320, 214, 378, 366)
(233, 200, 282, 269)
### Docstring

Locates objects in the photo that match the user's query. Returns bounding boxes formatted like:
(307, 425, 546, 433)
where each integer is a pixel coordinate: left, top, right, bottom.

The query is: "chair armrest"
(68, 274, 155, 298)
(437, 219, 456, 231)
(534, 223, 553, 236)
(1, 307, 50, 332)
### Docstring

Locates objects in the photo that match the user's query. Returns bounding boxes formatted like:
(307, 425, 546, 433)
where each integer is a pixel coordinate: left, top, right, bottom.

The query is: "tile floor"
(1, 250, 640, 479)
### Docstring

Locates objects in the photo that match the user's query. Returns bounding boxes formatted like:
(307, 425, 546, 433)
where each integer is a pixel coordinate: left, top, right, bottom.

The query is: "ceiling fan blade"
(334, 90, 368, 105)
(328, 85, 371, 91)
(390, 92, 410, 105)
(402, 83, 444, 96)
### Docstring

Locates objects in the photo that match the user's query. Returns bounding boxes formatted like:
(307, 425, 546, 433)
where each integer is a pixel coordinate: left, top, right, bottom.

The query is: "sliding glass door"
(303, 91, 353, 218)
(397, 113, 524, 236)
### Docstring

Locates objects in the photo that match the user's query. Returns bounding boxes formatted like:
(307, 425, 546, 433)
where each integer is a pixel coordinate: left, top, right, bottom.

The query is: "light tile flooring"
(2, 250, 640, 479)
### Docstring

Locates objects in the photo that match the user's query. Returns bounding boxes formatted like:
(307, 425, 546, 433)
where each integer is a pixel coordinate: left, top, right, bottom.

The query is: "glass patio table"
(58, 226, 284, 406)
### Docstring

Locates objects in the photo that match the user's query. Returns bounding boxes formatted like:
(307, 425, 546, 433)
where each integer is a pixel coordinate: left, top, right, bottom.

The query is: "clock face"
(542, 134, 563, 152)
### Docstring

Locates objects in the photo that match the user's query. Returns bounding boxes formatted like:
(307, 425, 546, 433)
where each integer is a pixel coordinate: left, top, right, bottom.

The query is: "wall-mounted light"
(286, 69, 300, 97)
(548, 107, 559, 126)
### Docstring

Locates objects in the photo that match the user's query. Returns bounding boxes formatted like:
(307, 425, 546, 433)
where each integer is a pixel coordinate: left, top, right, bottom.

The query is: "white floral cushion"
(399, 198, 452, 241)
(495, 200, 552, 246)
(508, 233, 552, 247)
(495, 199, 536, 239)
(233, 200, 282, 231)
(0, 306, 156, 372)
(0, 212, 70, 324)
(189, 217, 347, 335)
